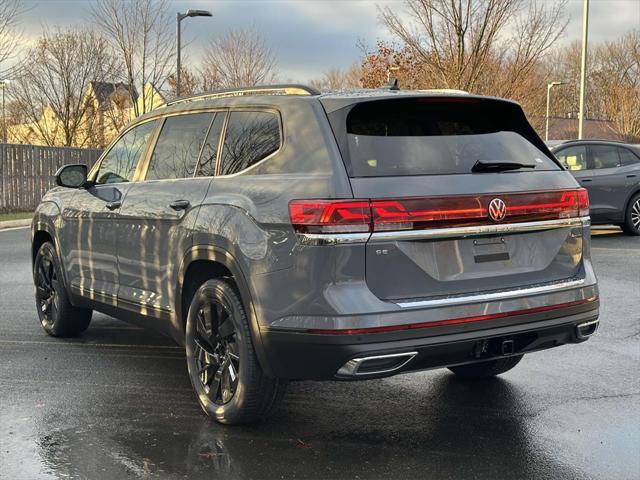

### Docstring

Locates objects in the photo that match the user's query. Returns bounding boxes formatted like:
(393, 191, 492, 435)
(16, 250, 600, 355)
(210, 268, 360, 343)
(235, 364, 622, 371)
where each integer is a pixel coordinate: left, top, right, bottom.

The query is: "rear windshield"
(332, 98, 560, 177)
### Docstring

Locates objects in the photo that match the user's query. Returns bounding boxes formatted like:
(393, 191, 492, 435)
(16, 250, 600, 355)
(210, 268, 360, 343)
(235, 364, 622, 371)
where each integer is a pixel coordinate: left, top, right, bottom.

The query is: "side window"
(197, 113, 225, 177)
(146, 113, 214, 180)
(219, 111, 281, 176)
(618, 147, 640, 166)
(590, 145, 621, 169)
(555, 146, 588, 171)
(96, 121, 157, 184)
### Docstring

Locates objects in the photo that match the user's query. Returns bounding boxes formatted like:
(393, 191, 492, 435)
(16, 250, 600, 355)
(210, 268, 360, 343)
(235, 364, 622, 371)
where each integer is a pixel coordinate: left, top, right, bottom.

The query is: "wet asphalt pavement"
(0, 226, 638, 480)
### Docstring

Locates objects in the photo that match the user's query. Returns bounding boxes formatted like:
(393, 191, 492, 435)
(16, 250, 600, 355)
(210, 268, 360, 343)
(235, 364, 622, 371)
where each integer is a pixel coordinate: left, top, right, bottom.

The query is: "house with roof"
(539, 116, 627, 145)
(7, 82, 165, 148)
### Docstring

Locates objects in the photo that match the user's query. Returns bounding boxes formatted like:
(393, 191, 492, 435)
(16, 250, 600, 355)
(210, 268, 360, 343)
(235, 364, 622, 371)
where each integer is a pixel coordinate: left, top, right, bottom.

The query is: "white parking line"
(0, 226, 30, 232)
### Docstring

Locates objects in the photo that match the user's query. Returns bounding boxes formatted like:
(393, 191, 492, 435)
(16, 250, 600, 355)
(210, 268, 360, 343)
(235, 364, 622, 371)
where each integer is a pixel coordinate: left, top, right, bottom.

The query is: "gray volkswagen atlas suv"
(32, 85, 600, 424)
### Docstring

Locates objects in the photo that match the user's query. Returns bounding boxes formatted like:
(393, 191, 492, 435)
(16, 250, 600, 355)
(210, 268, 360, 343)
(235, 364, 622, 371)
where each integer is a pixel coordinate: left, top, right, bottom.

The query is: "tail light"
(576, 188, 590, 216)
(370, 197, 485, 231)
(289, 200, 371, 233)
(289, 189, 590, 234)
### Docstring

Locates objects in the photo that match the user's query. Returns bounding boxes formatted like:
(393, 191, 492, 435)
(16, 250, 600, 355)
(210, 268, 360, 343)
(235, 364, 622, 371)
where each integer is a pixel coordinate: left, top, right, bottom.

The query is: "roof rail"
(559, 138, 627, 145)
(164, 84, 321, 107)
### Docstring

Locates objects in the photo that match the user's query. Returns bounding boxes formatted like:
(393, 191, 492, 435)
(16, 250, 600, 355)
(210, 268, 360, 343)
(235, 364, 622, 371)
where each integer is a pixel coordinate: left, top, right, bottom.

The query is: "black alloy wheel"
(33, 242, 92, 337)
(185, 279, 286, 424)
(193, 302, 241, 405)
(35, 245, 59, 328)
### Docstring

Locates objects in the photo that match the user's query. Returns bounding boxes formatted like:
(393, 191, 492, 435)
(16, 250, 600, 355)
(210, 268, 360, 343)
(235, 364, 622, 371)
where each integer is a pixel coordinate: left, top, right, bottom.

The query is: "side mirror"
(55, 164, 88, 189)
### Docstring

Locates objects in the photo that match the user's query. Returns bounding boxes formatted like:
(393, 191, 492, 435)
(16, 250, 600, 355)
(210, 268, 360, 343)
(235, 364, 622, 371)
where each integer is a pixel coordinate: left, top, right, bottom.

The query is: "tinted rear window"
(335, 98, 560, 177)
(220, 111, 281, 176)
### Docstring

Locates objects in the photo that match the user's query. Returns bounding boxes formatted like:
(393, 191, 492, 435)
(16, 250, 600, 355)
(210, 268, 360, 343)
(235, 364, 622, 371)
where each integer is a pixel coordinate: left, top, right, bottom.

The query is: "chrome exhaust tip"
(337, 351, 418, 377)
(576, 319, 599, 340)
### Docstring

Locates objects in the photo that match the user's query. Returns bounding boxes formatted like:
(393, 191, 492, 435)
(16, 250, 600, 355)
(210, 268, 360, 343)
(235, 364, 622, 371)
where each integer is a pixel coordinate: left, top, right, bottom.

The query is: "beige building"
(8, 82, 166, 148)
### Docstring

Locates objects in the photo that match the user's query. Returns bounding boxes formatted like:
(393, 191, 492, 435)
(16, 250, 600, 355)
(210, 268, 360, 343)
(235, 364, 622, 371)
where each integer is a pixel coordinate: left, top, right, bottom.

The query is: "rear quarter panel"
(186, 98, 354, 330)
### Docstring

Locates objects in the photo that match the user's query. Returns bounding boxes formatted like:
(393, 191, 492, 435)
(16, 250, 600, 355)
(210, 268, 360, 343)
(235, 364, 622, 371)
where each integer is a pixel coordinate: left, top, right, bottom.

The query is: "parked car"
(551, 140, 640, 235)
(32, 85, 600, 425)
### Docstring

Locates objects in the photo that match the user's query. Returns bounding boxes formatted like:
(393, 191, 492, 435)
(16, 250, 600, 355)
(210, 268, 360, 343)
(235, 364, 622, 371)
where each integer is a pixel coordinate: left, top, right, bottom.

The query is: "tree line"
(0, 0, 638, 148)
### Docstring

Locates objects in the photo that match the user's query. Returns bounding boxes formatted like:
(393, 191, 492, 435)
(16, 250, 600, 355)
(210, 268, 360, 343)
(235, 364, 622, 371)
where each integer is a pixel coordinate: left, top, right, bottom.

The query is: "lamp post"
(545, 81, 565, 142)
(578, 0, 589, 139)
(0, 79, 9, 144)
(176, 9, 212, 98)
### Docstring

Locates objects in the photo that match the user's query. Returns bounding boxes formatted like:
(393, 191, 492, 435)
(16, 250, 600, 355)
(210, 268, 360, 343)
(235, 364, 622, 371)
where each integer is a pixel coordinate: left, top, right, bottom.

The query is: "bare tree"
(377, 0, 567, 94)
(10, 27, 115, 147)
(201, 28, 277, 89)
(543, 31, 640, 141)
(166, 67, 201, 98)
(0, 0, 24, 78)
(91, 0, 174, 116)
(359, 41, 426, 90)
(310, 64, 362, 91)
(596, 30, 640, 141)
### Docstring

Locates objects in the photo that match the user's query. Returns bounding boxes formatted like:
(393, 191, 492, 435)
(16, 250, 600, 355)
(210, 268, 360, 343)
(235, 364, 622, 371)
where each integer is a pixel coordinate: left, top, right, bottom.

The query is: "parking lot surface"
(0, 227, 638, 479)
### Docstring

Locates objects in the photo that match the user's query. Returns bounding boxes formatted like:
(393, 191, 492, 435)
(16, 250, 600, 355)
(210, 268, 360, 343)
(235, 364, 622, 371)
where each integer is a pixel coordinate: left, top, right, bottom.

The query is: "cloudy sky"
(13, 0, 640, 82)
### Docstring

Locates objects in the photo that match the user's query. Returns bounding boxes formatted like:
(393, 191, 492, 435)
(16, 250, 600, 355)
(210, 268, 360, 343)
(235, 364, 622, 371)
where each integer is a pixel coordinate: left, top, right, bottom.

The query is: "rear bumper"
(260, 300, 599, 380)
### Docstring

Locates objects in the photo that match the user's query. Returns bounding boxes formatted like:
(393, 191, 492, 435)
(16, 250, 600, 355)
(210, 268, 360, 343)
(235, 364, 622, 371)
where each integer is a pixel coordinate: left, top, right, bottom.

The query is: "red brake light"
(289, 200, 371, 233)
(289, 189, 589, 235)
(371, 197, 485, 231)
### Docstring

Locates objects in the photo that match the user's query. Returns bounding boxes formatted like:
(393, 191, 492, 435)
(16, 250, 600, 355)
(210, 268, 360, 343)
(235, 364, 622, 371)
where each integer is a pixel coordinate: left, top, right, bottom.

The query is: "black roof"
(557, 138, 627, 145)
(89, 81, 138, 104)
(551, 139, 640, 153)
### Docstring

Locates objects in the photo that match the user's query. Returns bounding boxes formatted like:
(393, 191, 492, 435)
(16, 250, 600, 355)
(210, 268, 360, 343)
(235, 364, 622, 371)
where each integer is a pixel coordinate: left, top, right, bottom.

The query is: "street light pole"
(0, 80, 8, 144)
(545, 81, 564, 142)
(176, 12, 181, 98)
(578, 0, 589, 139)
(176, 9, 212, 98)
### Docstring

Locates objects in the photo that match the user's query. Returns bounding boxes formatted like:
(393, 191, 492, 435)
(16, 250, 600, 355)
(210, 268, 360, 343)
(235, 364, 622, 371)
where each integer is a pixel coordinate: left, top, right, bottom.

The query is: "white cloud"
(12, 0, 640, 82)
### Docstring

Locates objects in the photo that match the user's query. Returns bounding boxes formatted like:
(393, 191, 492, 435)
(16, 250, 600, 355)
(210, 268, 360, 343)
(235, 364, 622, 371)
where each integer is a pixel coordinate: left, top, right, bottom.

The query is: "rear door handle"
(105, 201, 121, 210)
(627, 174, 637, 178)
(169, 199, 191, 211)
(581, 179, 592, 183)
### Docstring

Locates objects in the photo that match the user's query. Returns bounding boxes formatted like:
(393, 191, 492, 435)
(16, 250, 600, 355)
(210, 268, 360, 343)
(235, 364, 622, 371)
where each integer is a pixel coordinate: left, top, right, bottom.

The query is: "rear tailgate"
(324, 95, 588, 302)
(352, 174, 586, 300)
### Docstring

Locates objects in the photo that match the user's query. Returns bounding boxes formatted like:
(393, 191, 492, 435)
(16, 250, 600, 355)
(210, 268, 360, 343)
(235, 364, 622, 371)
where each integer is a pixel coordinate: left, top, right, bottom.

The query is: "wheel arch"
(176, 245, 274, 377)
(31, 218, 78, 305)
(623, 187, 640, 217)
(32, 228, 54, 264)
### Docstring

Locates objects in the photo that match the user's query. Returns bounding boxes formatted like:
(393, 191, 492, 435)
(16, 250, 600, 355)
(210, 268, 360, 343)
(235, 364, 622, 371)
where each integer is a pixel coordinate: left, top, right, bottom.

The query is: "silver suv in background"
(552, 140, 640, 235)
(32, 85, 600, 425)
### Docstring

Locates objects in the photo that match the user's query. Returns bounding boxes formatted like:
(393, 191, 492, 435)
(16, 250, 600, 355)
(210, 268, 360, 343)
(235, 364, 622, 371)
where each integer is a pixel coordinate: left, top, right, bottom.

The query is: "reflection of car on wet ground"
(31, 85, 599, 425)
(552, 140, 640, 235)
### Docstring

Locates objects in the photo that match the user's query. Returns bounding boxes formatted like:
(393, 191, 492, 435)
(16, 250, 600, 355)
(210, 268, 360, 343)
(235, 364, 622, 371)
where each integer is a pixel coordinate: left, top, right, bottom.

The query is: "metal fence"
(0, 143, 102, 213)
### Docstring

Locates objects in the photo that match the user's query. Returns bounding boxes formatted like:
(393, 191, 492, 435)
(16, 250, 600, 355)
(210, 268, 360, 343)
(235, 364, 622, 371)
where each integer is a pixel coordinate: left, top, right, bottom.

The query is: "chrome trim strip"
(72, 284, 116, 299)
(576, 319, 599, 339)
(337, 351, 418, 377)
(370, 217, 589, 242)
(297, 232, 371, 246)
(395, 278, 587, 309)
(73, 284, 172, 313)
(296, 217, 590, 245)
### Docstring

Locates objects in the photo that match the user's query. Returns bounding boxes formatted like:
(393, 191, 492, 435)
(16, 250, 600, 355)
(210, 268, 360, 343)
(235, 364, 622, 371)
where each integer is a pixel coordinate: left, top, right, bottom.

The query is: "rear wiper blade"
(472, 160, 536, 172)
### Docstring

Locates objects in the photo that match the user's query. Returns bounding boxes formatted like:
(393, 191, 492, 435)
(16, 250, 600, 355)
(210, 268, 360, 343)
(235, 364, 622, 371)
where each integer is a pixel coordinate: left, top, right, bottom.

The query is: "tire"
(34, 241, 92, 337)
(448, 355, 523, 380)
(185, 279, 286, 425)
(621, 193, 640, 236)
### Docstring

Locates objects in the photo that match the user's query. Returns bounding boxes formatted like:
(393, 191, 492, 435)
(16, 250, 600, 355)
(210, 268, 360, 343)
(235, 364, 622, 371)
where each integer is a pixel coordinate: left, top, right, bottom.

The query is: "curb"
(0, 219, 31, 230)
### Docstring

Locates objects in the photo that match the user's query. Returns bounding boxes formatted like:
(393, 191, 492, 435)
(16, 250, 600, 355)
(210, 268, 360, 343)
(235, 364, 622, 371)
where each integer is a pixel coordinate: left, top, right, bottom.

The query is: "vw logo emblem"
(488, 198, 507, 222)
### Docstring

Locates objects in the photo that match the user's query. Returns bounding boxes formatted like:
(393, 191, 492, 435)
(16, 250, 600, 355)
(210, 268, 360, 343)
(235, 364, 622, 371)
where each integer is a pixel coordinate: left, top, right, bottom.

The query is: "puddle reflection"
(30, 374, 591, 479)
